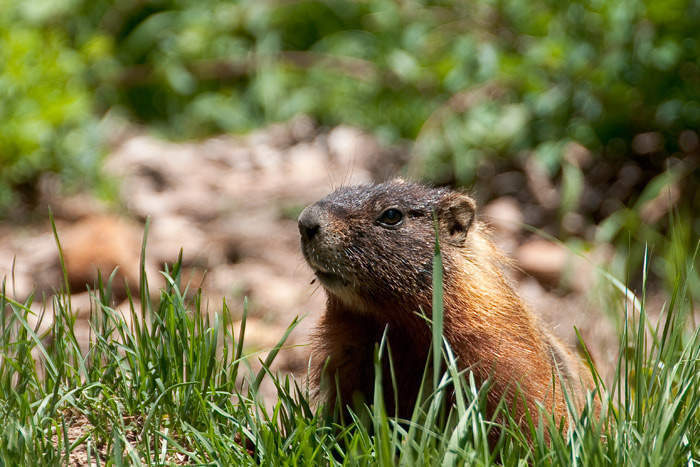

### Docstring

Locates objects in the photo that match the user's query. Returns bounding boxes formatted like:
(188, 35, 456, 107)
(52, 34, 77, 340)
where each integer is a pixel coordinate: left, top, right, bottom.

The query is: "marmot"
(298, 180, 595, 433)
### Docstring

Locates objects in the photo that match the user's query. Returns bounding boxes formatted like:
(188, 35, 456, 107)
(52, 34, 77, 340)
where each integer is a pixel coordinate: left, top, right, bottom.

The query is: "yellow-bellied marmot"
(298, 180, 595, 431)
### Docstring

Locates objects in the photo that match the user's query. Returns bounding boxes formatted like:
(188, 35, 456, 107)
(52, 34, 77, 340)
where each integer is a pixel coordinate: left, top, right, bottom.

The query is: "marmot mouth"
(314, 270, 348, 288)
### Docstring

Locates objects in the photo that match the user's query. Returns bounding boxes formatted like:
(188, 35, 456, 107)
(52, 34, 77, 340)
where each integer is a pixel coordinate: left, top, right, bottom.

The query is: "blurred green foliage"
(3, 0, 699, 177)
(2, 1, 698, 157)
(1, 0, 699, 293)
(0, 0, 106, 214)
(68, 0, 700, 157)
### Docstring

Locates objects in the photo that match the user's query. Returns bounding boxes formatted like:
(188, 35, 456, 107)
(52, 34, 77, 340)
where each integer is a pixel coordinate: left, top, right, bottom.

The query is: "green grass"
(1, 231, 699, 465)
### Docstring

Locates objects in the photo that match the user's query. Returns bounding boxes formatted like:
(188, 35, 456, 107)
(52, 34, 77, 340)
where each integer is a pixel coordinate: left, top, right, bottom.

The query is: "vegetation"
(1, 227, 699, 465)
(0, 1, 104, 213)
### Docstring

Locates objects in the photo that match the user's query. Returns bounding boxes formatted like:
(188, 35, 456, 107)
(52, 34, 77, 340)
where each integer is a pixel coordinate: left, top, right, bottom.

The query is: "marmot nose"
(298, 204, 321, 242)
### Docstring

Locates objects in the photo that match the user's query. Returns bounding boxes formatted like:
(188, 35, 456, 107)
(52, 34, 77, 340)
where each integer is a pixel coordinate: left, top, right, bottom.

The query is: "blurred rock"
(523, 154, 559, 210)
(326, 125, 403, 180)
(490, 171, 526, 197)
(69, 291, 95, 319)
(640, 180, 681, 225)
(0, 230, 59, 298)
(60, 215, 154, 301)
(563, 141, 592, 169)
(0, 244, 33, 300)
(515, 239, 597, 293)
(0, 270, 33, 301)
(235, 318, 290, 351)
(481, 196, 523, 255)
(679, 130, 699, 153)
(632, 132, 664, 154)
(561, 212, 586, 236)
(516, 275, 616, 378)
(38, 174, 109, 221)
(289, 114, 317, 142)
(147, 216, 210, 266)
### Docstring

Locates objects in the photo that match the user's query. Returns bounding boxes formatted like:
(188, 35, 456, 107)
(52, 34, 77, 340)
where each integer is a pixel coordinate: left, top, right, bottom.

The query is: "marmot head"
(298, 180, 477, 313)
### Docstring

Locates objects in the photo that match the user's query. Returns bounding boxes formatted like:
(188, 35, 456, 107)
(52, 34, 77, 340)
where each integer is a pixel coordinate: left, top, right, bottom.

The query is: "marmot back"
(298, 180, 595, 432)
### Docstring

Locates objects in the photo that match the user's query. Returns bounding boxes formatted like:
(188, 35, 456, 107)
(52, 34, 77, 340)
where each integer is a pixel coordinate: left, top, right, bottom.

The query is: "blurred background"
(1, 0, 699, 384)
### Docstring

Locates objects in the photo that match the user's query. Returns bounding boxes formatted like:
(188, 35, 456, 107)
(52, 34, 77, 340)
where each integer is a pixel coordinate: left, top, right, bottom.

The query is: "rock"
(515, 239, 595, 293)
(632, 132, 664, 155)
(59, 215, 152, 300)
(523, 153, 559, 210)
(288, 114, 317, 142)
(37, 174, 109, 221)
(147, 216, 209, 266)
(481, 196, 523, 255)
(639, 180, 681, 225)
(564, 141, 592, 169)
(326, 126, 378, 170)
(0, 230, 59, 297)
(234, 318, 289, 351)
(0, 245, 34, 300)
(68, 291, 95, 319)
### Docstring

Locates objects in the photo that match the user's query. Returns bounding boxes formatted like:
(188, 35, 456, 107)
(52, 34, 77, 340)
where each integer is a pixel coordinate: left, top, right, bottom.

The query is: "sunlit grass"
(0, 224, 699, 465)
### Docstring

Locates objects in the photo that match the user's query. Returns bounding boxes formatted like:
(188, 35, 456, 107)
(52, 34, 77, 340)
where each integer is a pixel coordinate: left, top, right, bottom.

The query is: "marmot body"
(298, 180, 594, 428)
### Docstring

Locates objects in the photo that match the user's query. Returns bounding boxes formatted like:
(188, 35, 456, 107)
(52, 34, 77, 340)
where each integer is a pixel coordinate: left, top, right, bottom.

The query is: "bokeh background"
(2, 0, 699, 383)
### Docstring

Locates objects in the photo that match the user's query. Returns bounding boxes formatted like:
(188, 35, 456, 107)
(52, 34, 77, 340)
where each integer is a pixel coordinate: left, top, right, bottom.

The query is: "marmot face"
(298, 180, 476, 313)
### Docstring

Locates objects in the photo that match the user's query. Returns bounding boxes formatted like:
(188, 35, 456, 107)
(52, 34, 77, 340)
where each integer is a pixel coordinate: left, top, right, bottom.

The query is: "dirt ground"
(0, 116, 627, 402)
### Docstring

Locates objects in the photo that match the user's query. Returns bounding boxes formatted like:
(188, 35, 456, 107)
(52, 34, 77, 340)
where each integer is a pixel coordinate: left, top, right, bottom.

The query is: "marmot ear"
(437, 193, 476, 246)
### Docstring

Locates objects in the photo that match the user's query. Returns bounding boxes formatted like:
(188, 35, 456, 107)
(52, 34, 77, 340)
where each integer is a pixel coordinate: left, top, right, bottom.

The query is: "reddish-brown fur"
(298, 180, 595, 432)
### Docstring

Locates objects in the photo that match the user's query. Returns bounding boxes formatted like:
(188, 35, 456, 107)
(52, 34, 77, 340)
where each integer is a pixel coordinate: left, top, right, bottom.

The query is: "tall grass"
(0, 231, 699, 465)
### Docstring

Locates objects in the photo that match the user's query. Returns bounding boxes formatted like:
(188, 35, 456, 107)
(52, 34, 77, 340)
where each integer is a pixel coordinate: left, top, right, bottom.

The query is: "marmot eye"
(378, 208, 403, 227)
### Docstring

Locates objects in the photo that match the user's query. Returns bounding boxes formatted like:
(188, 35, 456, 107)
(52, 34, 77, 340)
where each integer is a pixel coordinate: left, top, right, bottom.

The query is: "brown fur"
(298, 180, 595, 432)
